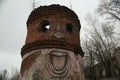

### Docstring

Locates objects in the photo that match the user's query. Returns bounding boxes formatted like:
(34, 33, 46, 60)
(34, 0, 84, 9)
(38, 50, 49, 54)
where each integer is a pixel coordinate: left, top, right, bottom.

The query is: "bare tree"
(10, 69, 19, 80)
(97, 0, 120, 22)
(83, 13, 119, 79)
(97, 0, 120, 42)
(83, 39, 97, 80)
(0, 69, 9, 80)
(0, 69, 19, 80)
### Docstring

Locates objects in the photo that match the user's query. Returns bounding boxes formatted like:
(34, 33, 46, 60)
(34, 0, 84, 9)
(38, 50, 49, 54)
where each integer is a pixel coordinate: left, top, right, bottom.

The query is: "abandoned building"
(20, 5, 85, 80)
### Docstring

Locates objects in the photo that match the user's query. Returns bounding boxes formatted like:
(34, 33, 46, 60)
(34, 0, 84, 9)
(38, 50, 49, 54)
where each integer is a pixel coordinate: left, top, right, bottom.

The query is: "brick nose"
(52, 32, 65, 42)
(54, 32, 63, 39)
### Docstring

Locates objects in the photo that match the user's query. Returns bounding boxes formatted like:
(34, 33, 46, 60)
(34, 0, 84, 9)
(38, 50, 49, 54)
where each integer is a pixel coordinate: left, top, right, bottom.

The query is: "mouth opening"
(50, 51, 68, 71)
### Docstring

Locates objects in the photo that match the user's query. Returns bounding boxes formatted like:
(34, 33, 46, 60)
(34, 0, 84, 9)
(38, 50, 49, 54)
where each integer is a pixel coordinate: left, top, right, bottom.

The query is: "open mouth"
(45, 50, 70, 76)
(50, 51, 67, 71)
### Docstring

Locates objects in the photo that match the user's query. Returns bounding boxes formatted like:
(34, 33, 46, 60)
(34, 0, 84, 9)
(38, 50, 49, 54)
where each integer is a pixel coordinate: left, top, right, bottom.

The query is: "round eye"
(41, 22, 50, 32)
(66, 23, 73, 33)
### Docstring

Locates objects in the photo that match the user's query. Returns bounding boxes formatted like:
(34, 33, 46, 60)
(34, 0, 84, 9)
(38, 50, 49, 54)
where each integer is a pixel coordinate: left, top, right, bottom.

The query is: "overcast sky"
(0, 0, 99, 72)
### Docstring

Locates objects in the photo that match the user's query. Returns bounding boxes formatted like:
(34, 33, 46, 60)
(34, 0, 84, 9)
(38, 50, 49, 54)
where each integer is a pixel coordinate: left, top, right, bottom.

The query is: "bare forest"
(83, 0, 120, 80)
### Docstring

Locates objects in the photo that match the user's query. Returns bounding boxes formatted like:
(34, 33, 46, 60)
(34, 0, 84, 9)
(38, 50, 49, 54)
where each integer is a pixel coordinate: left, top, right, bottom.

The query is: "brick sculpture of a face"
(20, 5, 84, 80)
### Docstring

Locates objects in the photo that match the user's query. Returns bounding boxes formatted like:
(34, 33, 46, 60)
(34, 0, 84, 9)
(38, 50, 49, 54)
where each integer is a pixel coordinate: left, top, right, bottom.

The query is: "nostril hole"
(66, 23, 73, 33)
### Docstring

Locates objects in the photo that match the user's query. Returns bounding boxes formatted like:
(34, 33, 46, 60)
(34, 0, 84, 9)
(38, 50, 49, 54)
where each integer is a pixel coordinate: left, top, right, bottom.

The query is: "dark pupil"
(41, 23, 50, 32)
(66, 24, 73, 33)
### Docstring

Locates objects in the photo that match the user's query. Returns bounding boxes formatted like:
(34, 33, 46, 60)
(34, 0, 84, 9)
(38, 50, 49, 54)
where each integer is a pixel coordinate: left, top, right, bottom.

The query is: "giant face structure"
(20, 5, 84, 80)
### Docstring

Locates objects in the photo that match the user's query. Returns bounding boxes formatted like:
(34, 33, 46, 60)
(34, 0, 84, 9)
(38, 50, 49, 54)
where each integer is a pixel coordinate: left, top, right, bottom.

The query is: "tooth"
(51, 52, 67, 56)
(55, 53, 57, 55)
(56, 53, 60, 56)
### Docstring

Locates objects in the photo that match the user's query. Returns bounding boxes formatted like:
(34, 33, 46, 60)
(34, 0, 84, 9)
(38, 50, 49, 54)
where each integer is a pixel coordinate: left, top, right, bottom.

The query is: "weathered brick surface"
(25, 5, 81, 46)
(20, 5, 84, 80)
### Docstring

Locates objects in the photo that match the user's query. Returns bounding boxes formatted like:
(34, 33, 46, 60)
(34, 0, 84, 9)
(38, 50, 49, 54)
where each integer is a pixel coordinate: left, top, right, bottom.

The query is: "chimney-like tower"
(20, 5, 84, 80)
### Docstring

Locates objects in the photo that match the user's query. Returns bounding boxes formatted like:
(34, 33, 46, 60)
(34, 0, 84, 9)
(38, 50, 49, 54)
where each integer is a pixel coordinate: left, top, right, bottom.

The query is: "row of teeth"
(51, 52, 67, 56)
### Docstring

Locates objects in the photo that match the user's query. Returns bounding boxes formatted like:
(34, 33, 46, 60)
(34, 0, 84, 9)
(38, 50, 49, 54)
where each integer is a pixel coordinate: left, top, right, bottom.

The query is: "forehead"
(30, 13, 79, 28)
(27, 5, 80, 27)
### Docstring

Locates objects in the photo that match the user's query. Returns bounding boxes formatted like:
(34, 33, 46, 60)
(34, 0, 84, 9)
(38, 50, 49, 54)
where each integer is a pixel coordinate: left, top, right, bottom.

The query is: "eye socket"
(66, 23, 73, 33)
(40, 21, 50, 32)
